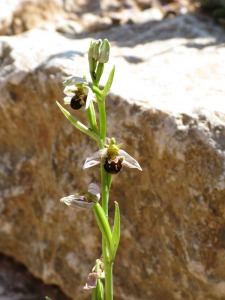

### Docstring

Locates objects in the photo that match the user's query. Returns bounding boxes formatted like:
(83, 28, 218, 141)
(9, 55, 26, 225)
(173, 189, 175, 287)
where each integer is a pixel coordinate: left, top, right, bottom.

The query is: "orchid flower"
(60, 183, 100, 209)
(83, 138, 142, 174)
(63, 76, 94, 110)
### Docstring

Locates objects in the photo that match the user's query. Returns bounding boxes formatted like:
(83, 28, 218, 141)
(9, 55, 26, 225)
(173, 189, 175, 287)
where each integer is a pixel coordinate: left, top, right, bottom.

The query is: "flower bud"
(89, 39, 102, 60)
(98, 39, 110, 63)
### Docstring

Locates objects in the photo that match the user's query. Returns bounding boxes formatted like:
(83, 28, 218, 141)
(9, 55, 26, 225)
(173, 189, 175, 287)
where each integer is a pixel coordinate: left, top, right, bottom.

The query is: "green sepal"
(56, 101, 100, 143)
(110, 201, 120, 261)
(102, 65, 115, 99)
(93, 203, 112, 255)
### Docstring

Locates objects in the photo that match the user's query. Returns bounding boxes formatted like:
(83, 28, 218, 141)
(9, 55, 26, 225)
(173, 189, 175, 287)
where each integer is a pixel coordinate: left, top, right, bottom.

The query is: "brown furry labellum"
(104, 158, 123, 174)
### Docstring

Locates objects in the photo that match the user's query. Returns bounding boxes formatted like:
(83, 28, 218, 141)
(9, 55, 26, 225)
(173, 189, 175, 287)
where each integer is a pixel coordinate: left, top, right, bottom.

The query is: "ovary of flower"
(83, 138, 142, 174)
(63, 76, 94, 110)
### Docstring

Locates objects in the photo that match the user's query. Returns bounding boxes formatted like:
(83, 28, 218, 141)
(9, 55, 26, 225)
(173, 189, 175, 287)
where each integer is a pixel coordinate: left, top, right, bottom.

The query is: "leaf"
(93, 203, 112, 253)
(102, 65, 115, 99)
(56, 101, 100, 143)
(110, 201, 120, 261)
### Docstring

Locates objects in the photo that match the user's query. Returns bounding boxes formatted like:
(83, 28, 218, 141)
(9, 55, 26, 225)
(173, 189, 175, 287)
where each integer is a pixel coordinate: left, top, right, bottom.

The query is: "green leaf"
(102, 65, 115, 99)
(110, 201, 120, 261)
(93, 203, 112, 253)
(56, 101, 100, 143)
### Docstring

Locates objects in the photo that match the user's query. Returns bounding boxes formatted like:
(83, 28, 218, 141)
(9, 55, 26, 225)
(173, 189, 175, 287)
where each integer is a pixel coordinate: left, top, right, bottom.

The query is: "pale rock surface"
(0, 12, 225, 300)
(0, 0, 191, 35)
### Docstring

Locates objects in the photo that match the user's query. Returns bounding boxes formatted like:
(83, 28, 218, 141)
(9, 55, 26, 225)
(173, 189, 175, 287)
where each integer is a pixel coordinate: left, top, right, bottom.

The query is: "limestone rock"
(0, 0, 194, 36)
(0, 13, 225, 300)
(0, 254, 70, 300)
(0, 0, 66, 35)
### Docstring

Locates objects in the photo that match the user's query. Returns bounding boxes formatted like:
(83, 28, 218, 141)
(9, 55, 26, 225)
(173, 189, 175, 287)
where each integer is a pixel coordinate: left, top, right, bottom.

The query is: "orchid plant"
(56, 39, 142, 300)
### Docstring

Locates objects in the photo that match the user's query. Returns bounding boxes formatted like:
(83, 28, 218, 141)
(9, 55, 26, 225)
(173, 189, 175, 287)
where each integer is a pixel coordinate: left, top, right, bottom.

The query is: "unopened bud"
(89, 39, 102, 60)
(98, 39, 110, 63)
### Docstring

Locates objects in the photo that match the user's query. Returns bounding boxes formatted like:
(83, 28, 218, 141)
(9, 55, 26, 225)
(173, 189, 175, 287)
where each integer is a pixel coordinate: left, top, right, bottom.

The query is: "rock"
(0, 0, 195, 36)
(0, 254, 70, 300)
(0, 0, 66, 35)
(1, 12, 225, 300)
(81, 13, 112, 32)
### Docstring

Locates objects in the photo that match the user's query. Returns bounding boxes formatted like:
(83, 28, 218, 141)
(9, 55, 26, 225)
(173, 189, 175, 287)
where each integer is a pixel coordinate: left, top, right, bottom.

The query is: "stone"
(0, 0, 195, 36)
(1, 11, 225, 300)
(0, 254, 70, 300)
(0, 0, 66, 35)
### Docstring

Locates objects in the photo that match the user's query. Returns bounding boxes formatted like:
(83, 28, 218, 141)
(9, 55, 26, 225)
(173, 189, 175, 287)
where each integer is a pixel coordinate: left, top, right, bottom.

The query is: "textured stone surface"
(1, 11, 225, 300)
(0, 0, 195, 35)
(0, 254, 71, 300)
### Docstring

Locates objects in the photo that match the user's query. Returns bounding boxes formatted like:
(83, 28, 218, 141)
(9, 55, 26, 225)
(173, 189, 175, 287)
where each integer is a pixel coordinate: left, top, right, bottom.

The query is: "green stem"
(97, 95, 113, 300)
(104, 258, 113, 300)
(100, 165, 111, 217)
(98, 99, 107, 142)
(91, 59, 114, 300)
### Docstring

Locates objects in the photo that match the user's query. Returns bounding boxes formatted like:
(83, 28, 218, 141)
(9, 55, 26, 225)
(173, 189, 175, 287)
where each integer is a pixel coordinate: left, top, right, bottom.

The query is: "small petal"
(119, 149, 142, 171)
(83, 149, 107, 169)
(63, 76, 87, 86)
